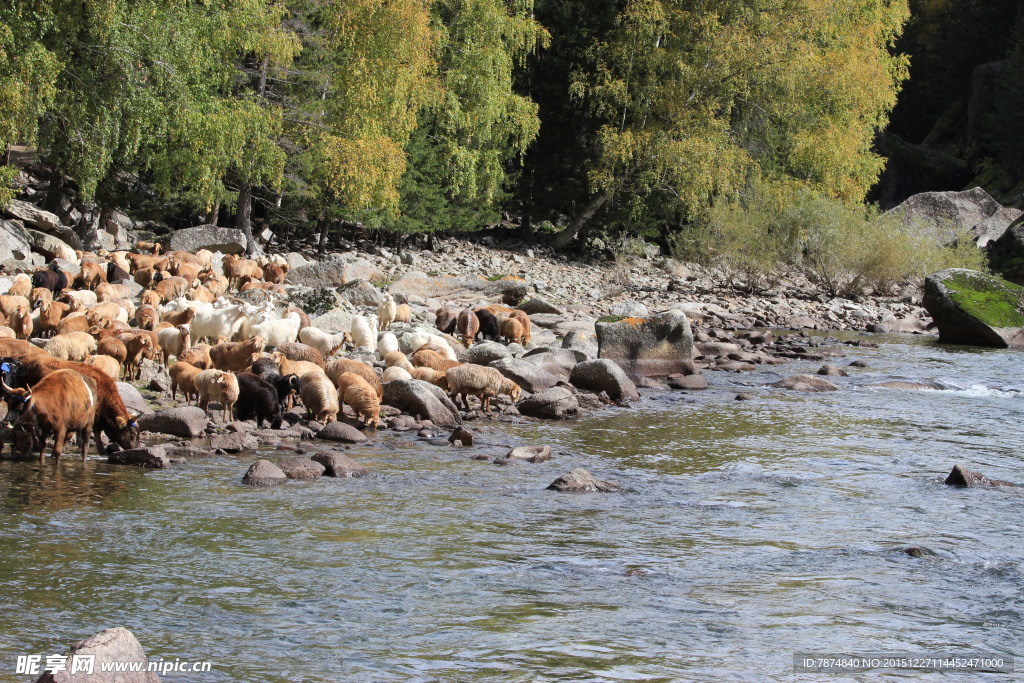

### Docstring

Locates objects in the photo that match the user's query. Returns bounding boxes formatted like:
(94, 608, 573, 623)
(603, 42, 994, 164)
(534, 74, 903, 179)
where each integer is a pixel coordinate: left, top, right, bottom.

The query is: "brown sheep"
(9, 305, 32, 340)
(275, 342, 325, 368)
(125, 252, 164, 273)
(0, 325, 16, 339)
(299, 372, 339, 423)
(74, 261, 106, 290)
(198, 269, 228, 297)
(412, 348, 461, 373)
(509, 310, 532, 345)
(262, 263, 288, 284)
(135, 304, 159, 330)
(97, 336, 128, 365)
(36, 300, 70, 338)
(499, 317, 526, 345)
(133, 267, 159, 288)
(410, 366, 449, 390)
(383, 350, 414, 372)
(457, 308, 480, 346)
(210, 336, 267, 373)
(7, 275, 32, 298)
(223, 254, 262, 290)
(121, 334, 153, 380)
(56, 314, 91, 335)
(96, 282, 133, 302)
(435, 307, 457, 334)
(84, 354, 121, 381)
(160, 307, 196, 326)
(1, 294, 32, 317)
(395, 303, 412, 324)
(154, 276, 189, 303)
(139, 289, 162, 308)
(169, 361, 201, 403)
(186, 285, 217, 304)
(336, 371, 380, 429)
(134, 241, 162, 255)
(324, 358, 383, 400)
(272, 352, 324, 381)
(178, 343, 213, 370)
(28, 288, 52, 308)
(194, 369, 239, 422)
(445, 364, 521, 412)
(167, 258, 201, 285)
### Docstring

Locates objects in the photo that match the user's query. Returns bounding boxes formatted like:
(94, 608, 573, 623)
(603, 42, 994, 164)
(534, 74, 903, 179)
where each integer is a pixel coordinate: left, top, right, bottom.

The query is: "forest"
(0, 0, 1020, 263)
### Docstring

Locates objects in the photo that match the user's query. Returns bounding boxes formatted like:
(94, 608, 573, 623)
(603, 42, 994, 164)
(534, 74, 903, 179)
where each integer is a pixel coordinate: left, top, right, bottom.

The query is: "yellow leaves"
(309, 134, 407, 213)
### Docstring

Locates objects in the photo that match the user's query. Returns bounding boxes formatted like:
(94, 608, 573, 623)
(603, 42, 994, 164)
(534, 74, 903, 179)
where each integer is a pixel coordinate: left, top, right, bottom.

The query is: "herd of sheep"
(0, 243, 533, 462)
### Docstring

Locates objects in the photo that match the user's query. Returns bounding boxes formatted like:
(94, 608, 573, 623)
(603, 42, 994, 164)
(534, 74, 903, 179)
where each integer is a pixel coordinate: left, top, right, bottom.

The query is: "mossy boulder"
(922, 268, 1024, 347)
(596, 310, 695, 380)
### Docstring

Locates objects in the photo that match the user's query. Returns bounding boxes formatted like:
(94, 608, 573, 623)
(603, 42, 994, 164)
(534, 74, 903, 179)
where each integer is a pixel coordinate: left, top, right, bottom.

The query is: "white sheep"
(350, 314, 378, 352)
(377, 293, 397, 330)
(44, 331, 98, 361)
(63, 289, 98, 307)
(404, 331, 458, 360)
(252, 312, 301, 348)
(445, 364, 522, 412)
(298, 326, 349, 358)
(382, 366, 413, 383)
(157, 324, 192, 366)
(377, 331, 399, 357)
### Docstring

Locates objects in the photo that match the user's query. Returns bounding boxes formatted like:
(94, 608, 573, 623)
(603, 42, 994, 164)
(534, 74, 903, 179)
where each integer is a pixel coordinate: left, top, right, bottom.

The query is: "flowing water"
(0, 334, 1021, 681)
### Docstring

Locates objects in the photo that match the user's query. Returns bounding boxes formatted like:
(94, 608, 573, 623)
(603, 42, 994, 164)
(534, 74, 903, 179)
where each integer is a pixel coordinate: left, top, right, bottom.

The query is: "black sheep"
(270, 373, 301, 406)
(474, 308, 500, 342)
(107, 261, 130, 283)
(233, 372, 283, 429)
(250, 356, 280, 382)
(32, 263, 68, 295)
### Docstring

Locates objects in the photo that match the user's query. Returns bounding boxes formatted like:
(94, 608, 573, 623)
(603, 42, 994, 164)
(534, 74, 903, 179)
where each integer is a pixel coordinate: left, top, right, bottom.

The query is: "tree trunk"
(236, 182, 257, 256)
(317, 218, 329, 256)
(206, 203, 220, 226)
(549, 193, 609, 250)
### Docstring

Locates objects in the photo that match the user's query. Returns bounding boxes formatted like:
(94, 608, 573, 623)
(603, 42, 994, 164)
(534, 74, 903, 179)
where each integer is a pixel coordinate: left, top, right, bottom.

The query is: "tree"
(547, 0, 910, 249)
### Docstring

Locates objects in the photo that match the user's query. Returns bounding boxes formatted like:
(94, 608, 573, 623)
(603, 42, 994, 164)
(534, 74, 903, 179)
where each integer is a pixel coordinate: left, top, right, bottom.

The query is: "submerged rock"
(242, 459, 288, 486)
(278, 457, 326, 480)
(506, 445, 552, 463)
(944, 464, 1012, 488)
(516, 386, 579, 419)
(569, 359, 639, 402)
(768, 374, 840, 392)
(137, 406, 209, 438)
(383, 379, 461, 427)
(867, 380, 942, 391)
(107, 447, 169, 468)
(311, 452, 368, 478)
(922, 268, 1024, 347)
(448, 426, 475, 446)
(316, 421, 368, 443)
(547, 468, 620, 492)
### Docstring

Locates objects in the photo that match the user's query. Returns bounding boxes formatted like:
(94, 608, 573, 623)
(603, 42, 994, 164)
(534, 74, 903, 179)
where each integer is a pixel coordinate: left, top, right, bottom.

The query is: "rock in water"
(506, 445, 552, 463)
(107, 447, 169, 468)
(311, 452, 368, 478)
(569, 359, 639, 401)
(922, 269, 1024, 347)
(596, 310, 694, 380)
(317, 421, 368, 443)
(382, 379, 461, 427)
(137, 406, 209, 437)
(489, 357, 563, 393)
(516, 386, 579, 419)
(278, 457, 326, 480)
(35, 626, 160, 682)
(448, 427, 475, 446)
(547, 468, 620, 492)
(944, 464, 1012, 488)
(242, 459, 288, 486)
(768, 374, 840, 392)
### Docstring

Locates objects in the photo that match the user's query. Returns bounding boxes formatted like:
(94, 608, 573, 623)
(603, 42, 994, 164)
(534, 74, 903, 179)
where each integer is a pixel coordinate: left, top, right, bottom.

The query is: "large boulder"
(35, 626, 160, 682)
(561, 328, 598, 359)
(522, 347, 586, 379)
(278, 457, 326, 480)
(987, 216, 1024, 283)
(4, 199, 62, 232)
(25, 228, 76, 261)
(242, 459, 288, 486)
(516, 386, 579, 419)
(116, 382, 153, 415)
(488, 357, 563, 393)
(518, 297, 564, 315)
(137, 406, 209, 437)
(596, 309, 694, 380)
(569, 359, 640, 401)
(288, 258, 384, 288)
(922, 268, 1024, 347)
(388, 271, 528, 305)
(165, 224, 247, 254)
(317, 421, 368, 443)
(382, 379, 462, 426)
(336, 278, 384, 307)
(462, 341, 511, 365)
(107, 447, 170, 468)
(0, 219, 32, 262)
(886, 187, 1022, 247)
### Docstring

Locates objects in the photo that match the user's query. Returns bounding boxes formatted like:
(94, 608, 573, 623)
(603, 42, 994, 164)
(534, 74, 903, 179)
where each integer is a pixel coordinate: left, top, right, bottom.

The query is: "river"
(0, 333, 1020, 681)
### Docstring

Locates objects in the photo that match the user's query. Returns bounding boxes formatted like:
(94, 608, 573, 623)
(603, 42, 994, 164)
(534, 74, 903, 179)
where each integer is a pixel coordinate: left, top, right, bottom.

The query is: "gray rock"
(317, 421, 368, 443)
(597, 309, 694, 380)
(164, 445, 214, 458)
(547, 468, 620, 492)
(137, 406, 209, 437)
(285, 252, 309, 271)
(517, 386, 579, 419)
(922, 268, 1024, 347)
(0, 219, 32, 262)
(609, 301, 649, 318)
(768, 374, 840, 392)
(165, 224, 247, 254)
(25, 228, 77, 260)
(448, 426, 475, 446)
(210, 432, 259, 453)
(35, 626, 159, 683)
(107, 447, 169, 468)
(488, 357, 563, 393)
(4, 199, 62, 232)
(518, 297, 564, 315)
(462, 341, 511, 365)
(289, 258, 384, 288)
(561, 328, 599, 359)
(988, 217, 1024, 281)
(666, 373, 708, 390)
(388, 271, 527, 304)
(311, 451, 368, 478)
(569, 359, 639, 401)
(522, 347, 586, 379)
(116, 383, 153, 415)
(507, 445, 551, 463)
(382, 379, 461, 427)
(242, 459, 288, 486)
(311, 307, 354, 333)
(944, 463, 1012, 488)
(867, 380, 942, 390)
(816, 364, 849, 377)
(887, 187, 1021, 247)
(278, 457, 326, 480)
(337, 278, 384, 307)
(135, 358, 166, 385)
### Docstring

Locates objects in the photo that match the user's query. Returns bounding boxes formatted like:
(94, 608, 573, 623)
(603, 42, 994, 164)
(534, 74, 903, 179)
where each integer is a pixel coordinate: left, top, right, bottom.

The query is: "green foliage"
(289, 288, 338, 317)
(943, 271, 1024, 328)
(682, 186, 986, 295)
